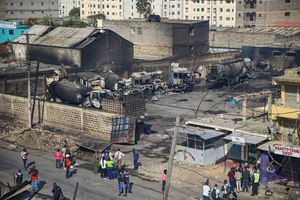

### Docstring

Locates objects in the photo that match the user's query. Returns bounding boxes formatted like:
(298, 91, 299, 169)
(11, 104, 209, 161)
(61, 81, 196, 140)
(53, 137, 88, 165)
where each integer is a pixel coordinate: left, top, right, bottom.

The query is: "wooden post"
(73, 182, 79, 200)
(163, 115, 180, 200)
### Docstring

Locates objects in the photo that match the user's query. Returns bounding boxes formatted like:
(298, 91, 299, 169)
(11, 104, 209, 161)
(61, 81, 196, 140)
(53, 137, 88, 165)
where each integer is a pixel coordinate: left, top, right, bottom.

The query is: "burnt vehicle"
(200, 58, 254, 88)
(168, 63, 196, 92)
(129, 71, 166, 96)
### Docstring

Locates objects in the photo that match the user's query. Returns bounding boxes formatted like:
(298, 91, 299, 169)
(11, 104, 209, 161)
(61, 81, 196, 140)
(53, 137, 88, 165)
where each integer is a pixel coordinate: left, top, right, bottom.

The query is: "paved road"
(0, 142, 195, 200)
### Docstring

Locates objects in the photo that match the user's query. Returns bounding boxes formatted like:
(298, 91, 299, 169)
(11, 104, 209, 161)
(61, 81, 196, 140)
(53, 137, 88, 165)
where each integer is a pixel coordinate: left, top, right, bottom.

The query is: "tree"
(136, 0, 152, 18)
(87, 14, 106, 27)
(69, 7, 80, 18)
(22, 18, 39, 26)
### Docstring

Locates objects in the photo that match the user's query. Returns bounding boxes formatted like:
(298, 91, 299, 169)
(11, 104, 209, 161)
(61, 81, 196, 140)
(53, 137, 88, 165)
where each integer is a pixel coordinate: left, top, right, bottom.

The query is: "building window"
(226, 17, 230, 20)
(238, 13, 241, 17)
(41, 2, 44, 5)
(107, 5, 109, 8)
(120, 5, 122, 9)
(178, 4, 180, 8)
(9, 30, 14, 35)
(112, 5, 115, 8)
(107, 12, 109, 15)
(220, 8, 223, 12)
(31, 2, 34, 5)
(10, 2, 13, 6)
(201, 16, 204, 20)
(178, 11, 180, 15)
(98, 4, 100, 8)
(207, 8, 210, 13)
(93, 4, 95, 7)
(201, 0, 204, 3)
(286, 0, 290, 3)
(82, 4, 84, 8)
(20, 2, 22, 6)
(82, 11, 84, 15)
(219, 16, 223, 20)
(165, 5, 167, 9)
(185, 16, 188, 20)
(2, 29, 5, 34)
(285, 12, 290, 16)
(42, 11, 44, 14)
(10, 11, 13, 14)
(201, 8, 204, 12)
(213, 8, 216, 13)
(226, 9, 230, 12)
(258, 14, 262, 17)
(239, 1, 241, 4)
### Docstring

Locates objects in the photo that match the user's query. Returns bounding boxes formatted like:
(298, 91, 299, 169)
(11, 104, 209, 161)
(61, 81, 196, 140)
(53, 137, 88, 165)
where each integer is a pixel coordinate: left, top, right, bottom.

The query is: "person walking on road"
(28, 166, 39, 195)
(114, 149, 125, 170)
(251, 169, 260, 196)
(14, 169, 23, 186)
(202, 180, 210, 200)
(235, 169, 242, 192)
(161, 169, 167, 193)
(21, 148, 29, 169)
(133, 148, 140, 170)
(54, 149, 62, 169)
(64, 154, 72, 178)
(52, 182, 64, 200)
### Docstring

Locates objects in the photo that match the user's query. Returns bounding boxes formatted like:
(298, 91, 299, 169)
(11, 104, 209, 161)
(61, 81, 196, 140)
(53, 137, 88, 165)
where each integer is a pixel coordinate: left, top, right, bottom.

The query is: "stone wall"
(0, 93, 120, 141)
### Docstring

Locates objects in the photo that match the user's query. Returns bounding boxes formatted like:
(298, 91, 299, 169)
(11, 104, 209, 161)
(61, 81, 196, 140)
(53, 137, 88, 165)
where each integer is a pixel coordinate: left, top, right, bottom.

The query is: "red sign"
(274, 145, 300, 158)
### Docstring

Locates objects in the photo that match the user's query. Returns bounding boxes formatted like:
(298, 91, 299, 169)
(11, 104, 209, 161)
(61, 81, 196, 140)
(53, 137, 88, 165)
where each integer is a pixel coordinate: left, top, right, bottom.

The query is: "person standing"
(54, 149, 62, 169)
(227, 168, 235, 191)
(64, 154, 72, 178)
(28, 166, 39, 195)
(114, 149, 125, 170)
(61, 145, 67, 168)
(211, 184, 220, 200)
(234, 169, 242, 193)
(99, 154, 107, 179)
(117, 171, 124, 196)
(123, 168, 131, 195)
(15, 169, 23, 186)
(251, 169, 260, 196)
(52, 183, 64, 200)
(106, 158, 114, 180)
(161, 169, 167, 193)
(21, 148, 29, 169)
(242, 166, 250, 192)
(133, 148, 140, 170)
(222, 180, 230, 200)
(202, 180, 210, 200)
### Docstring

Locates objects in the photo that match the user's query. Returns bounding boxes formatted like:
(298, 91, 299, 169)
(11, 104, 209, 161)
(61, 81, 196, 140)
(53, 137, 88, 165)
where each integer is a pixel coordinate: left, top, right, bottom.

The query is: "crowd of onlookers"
(201, 163, 261, 200)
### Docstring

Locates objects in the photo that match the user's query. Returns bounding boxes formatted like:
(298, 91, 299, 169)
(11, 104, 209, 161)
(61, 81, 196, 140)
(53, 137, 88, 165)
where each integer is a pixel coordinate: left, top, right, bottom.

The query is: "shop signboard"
(274, 144, 300, 158)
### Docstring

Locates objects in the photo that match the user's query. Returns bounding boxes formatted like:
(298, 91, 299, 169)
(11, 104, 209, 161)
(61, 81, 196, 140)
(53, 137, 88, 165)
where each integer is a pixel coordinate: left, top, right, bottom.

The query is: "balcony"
(271, 99, 300, 120)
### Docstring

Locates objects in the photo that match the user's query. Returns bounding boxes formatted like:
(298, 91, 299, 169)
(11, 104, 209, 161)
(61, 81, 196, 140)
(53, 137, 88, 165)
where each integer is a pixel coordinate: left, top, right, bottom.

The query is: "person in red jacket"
(28, 166, 39, 194)
(65, 154, 72, 178)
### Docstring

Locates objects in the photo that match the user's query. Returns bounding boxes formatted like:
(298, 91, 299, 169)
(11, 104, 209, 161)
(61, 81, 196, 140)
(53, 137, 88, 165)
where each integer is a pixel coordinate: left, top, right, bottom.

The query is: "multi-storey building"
(4, 0, 78, 20)
(236, 0, 300, 27)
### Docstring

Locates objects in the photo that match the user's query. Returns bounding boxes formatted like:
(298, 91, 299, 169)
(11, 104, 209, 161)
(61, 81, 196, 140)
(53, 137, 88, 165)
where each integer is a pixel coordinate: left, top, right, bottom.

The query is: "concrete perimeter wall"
(0, 93, 118, 141)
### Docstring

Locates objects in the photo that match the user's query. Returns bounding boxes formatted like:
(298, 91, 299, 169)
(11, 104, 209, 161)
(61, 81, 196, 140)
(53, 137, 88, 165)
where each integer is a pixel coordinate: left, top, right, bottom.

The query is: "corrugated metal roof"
(224, 132, 267, 145)
(167, 126, 225, 140)
(221, 27, 300, 36)
(12, 25, 52, 44)
(32, 27, 97, 48)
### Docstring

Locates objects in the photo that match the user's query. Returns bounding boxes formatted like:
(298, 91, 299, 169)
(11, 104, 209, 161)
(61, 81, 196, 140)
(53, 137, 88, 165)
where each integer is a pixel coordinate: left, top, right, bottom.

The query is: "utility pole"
(163, 115, 180, 200)
(25, 33, 33, 129)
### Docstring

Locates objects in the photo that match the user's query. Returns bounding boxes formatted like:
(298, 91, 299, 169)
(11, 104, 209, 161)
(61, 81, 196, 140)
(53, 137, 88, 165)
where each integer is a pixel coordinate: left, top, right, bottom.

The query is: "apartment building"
(236, 0, 300, 27)
(4, 0, 78, 20)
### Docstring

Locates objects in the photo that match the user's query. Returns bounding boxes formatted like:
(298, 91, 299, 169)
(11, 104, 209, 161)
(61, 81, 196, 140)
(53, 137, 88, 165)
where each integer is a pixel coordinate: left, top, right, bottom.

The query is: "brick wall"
(0, 93, 122, 142)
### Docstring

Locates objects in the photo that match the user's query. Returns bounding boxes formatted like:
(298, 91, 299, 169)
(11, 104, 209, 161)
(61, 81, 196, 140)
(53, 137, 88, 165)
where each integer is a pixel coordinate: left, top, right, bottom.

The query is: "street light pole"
(163, 115, 180, 200)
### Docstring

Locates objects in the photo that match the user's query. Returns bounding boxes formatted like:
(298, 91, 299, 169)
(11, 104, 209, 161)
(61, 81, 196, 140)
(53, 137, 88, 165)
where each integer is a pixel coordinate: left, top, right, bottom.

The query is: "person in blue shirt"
(133, 148, 140, 170)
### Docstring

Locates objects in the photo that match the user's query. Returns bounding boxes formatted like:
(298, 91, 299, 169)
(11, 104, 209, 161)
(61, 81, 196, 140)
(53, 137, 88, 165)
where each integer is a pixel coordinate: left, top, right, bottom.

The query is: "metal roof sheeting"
(224, 132, 267, 145)
(12, 25, 52, 44)
(167, 126, 225, 140)
(221, 27, 300, 36)
(32, 27, 97, 48)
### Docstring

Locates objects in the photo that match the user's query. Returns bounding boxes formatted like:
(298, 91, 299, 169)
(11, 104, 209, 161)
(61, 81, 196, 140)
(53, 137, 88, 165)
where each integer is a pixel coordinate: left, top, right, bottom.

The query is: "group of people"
(54, 140, 74, 178)
(92, 148, 140, 196)
(202, 163, 261, 200)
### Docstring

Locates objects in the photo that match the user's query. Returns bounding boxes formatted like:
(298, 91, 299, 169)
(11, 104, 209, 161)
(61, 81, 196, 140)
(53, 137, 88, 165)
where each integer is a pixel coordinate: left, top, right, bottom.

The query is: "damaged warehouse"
(11, 25, 133, 69)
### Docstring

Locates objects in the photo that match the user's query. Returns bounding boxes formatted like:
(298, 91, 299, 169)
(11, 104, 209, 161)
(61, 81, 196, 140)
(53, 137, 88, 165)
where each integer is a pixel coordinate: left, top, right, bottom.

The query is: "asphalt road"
(0, 142, 191, 200)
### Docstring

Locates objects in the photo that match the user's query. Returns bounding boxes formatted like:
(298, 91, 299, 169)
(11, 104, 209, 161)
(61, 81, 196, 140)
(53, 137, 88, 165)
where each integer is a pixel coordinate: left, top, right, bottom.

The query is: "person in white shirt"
(99, 154, 107, 179)
(211, 184, 220, 200)
(203, 180, 210, 200)
(114, 149, 124, 170)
